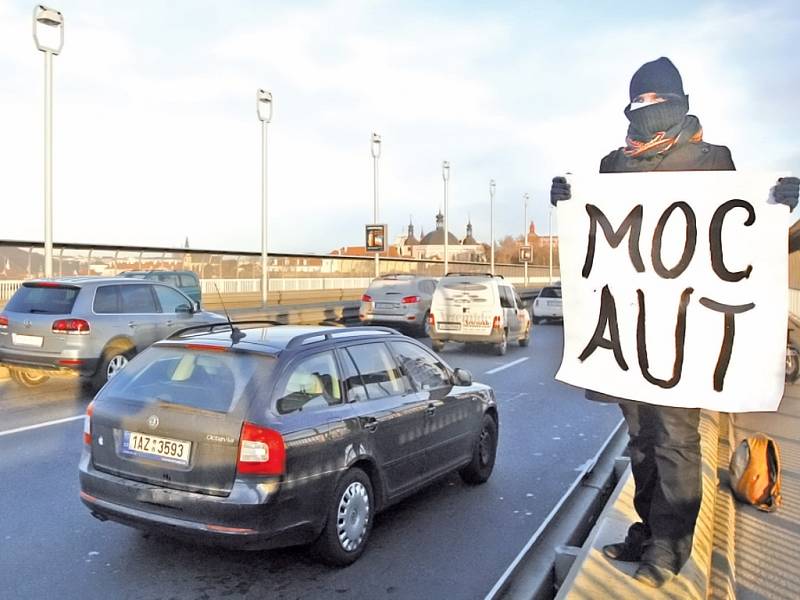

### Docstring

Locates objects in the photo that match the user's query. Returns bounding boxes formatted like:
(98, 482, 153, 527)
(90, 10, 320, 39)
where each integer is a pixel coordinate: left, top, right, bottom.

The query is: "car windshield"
(5, 284, 79, 314)
(101, 346, 274, 413)
(539, 287, 562, 298)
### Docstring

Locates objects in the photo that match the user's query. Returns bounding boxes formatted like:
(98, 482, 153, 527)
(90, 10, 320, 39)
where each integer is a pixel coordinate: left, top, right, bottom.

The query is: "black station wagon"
(79, 322, 499, 565)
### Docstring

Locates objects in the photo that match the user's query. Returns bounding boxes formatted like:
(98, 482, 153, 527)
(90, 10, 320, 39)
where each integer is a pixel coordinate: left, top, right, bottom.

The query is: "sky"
(1, 0, 798, 254)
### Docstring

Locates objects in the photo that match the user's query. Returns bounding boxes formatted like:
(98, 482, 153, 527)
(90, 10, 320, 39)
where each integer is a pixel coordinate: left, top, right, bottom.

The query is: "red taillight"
(237, 422, 285, 476)
(492, 316, 502, 330)
(0, 315, 7, 331)
(52, 318, 90, 335)
(32, 281, 62, 288)
(361, 294, 373, 303)
(428, 313, 435, 326)
(184, 344, 227, 352)
(401, 295, 420, 304)
(83, 401, 95, 445)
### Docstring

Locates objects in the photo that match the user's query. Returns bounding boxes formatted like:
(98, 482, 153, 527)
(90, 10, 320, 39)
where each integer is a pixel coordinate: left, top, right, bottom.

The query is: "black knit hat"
(629, 57, 685, 101)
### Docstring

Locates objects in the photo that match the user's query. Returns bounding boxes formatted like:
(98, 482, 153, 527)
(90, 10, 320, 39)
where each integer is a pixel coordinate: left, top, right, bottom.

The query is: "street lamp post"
(442, 161, 450, 276)
(33, 5, 64, 279)
(548, 205, 554, 284)
(489, 179, 496, 275)
(523, 192, 529, 287)
(371, 133, 381, 278)
(257, 89, 272, 307)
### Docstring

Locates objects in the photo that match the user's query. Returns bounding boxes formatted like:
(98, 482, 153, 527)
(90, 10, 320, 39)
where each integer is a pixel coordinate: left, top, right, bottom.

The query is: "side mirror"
(175, 304, 193, 314)
(452, 368, 472, 386)
(192, 301, 200, 313)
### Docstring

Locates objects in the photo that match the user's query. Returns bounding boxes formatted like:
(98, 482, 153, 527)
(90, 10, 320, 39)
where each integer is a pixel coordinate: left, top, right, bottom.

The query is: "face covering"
(625, 95, 689, 139)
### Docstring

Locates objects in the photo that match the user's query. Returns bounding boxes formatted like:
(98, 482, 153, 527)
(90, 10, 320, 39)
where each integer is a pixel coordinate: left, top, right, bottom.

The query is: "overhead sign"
(519, 245, 533, 263)
(555, 172, 788, 412)
(365, 224, 387, 253)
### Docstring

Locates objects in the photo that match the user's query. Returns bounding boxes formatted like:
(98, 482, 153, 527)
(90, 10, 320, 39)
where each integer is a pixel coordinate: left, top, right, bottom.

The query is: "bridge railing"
(0, 240, 560, 302)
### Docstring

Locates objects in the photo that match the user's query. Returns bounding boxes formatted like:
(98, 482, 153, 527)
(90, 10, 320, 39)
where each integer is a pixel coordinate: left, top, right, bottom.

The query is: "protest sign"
(555, 172, 788, 412)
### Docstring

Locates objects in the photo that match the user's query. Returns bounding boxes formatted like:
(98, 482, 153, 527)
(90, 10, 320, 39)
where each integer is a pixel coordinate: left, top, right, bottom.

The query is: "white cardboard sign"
(555, 172, 788, 412)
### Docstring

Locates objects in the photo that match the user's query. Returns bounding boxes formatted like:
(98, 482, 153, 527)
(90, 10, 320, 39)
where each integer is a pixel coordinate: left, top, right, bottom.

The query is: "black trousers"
(618, 400, 702, 573)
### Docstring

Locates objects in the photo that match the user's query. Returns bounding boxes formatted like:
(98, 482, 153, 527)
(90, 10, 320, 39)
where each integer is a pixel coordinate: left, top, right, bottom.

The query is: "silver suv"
(358, 274, 438, 336)
(0, 277, 223, 388)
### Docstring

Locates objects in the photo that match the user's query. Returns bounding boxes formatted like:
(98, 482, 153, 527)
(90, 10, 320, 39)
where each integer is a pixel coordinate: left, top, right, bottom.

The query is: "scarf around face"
(623, 100, 703, 158)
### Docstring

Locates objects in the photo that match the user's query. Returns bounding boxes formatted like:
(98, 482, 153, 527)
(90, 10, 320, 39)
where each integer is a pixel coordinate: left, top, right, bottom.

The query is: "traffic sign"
(366, 224, 387, 252)
(519, 245, 533, 263)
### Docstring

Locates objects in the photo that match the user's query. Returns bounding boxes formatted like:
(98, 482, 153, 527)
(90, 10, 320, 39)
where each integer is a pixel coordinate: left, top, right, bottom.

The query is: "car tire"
(313, 467, 374, 566)
(459, 413, 498, 485)
(519, 327, 530, 347)
(494, 331, 507, 356)
(420, 311, 431, 338)
(787, 343, 800, 383)
(431, 339, 445, 352)
(8, 367, 50, 387)
(91, 345, 134, 390)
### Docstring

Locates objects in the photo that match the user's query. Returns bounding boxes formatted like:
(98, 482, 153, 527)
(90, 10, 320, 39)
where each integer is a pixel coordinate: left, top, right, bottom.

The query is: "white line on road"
(484, 357, 529, 375)
(0, 414, 84, 438)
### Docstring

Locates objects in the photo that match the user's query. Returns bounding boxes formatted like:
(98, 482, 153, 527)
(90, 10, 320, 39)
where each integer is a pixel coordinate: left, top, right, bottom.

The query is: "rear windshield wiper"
(28, 309, 55, 314)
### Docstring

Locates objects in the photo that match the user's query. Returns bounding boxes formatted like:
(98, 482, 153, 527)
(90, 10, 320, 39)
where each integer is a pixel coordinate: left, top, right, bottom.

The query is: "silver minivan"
(359, 275, 438, 336)
(0, 277, 222, 388)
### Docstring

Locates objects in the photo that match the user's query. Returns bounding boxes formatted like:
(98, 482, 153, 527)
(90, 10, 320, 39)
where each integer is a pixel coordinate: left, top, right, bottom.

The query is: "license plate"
(438, 322, 461, 331)
(11, 333, 43, 348)
(376, 302, 399, 310)
(122, 431, 192, 465)
(547, 301, 561, 307)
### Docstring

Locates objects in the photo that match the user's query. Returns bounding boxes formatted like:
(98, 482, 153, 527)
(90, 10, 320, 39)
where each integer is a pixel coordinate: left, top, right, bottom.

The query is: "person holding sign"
(550, 57, 799, 588)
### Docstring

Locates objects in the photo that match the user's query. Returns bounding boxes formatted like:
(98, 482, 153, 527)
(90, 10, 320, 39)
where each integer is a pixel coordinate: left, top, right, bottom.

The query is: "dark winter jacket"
(586, 139, 735, 404)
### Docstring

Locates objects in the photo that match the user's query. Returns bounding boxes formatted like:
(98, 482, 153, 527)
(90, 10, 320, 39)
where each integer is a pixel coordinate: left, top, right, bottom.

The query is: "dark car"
(119, 270, 202, 304)
(79, 323, 498, 565)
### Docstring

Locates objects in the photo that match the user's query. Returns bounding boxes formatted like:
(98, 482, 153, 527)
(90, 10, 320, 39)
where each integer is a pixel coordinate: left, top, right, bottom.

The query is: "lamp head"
(489, 179, 496, 194)
(442, 161, 450, 181)
(371, 133, 381, 158)
(33, 5, 64, 54)
(256, 89, 273, 123)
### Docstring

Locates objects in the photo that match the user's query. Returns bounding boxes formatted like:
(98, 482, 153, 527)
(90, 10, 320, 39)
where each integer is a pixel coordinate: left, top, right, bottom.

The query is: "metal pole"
(490, 180, 495, 275)
(523, 193, 529, 287)
(373, 151, 379, 278)
(44, 50, 53, 278)
(442, 161, 450, 276)
(548, 206, 553, 284)
(261, 120, 269, 306)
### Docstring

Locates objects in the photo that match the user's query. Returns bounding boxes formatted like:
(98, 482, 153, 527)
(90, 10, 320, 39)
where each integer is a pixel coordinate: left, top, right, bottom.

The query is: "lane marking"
(484, 357, 529, 375)
(0, 414, 84, 437)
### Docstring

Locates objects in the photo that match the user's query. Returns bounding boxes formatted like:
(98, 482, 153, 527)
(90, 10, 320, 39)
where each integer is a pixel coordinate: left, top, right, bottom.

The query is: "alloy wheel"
(106, 354, 128, 380)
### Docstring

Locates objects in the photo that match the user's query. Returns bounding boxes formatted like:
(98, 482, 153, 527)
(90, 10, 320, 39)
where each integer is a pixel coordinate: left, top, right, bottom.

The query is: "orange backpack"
(729, 434, 782, 512)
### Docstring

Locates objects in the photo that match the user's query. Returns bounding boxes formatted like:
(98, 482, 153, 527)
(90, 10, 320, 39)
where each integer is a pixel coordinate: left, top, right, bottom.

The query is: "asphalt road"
(0, 323, 622, 600)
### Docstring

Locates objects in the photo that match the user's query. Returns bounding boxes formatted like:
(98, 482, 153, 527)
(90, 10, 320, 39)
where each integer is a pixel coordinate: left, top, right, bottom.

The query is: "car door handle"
(165, 320, 174, 327)
(128, 321, 138, 329)
(426, 403, 437, 416)
(359, 416, 379, 432)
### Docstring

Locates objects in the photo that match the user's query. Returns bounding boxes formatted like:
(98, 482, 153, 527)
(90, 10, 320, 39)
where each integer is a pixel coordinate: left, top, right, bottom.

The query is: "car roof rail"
(444, 272, 503, 279)
(167, 320, 283, 340)
(285, 326, 400, 349)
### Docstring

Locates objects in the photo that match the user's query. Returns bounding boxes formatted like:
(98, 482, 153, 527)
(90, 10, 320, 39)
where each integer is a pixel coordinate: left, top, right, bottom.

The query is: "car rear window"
(5, 284, 79, 314)
(442, 281, 489, 292)
(179, 274, 198, 287)
(539, 287, 562, 298)
(101, 347, 274, 413)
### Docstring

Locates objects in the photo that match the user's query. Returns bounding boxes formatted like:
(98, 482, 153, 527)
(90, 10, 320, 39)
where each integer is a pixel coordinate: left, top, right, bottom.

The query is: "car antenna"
(213, 283, 245, 344)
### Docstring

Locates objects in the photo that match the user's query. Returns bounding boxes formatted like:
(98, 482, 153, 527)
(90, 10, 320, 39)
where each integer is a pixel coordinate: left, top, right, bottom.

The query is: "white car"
(429, 273, 530, 355)
(531, 285, 563, 323)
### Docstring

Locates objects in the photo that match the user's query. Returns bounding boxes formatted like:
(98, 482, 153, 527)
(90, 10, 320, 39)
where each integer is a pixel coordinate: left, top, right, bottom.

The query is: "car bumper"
(78, 452, 326, 550)
(359, 312, 425, 326)
(0, 347, 99, 376)
(430, 328, 505, 344)
(533, 307, 563, 319)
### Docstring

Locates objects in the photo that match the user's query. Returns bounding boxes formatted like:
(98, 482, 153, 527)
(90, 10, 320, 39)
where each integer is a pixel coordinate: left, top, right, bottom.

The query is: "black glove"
(774, 176, 800, 210)
(550, 176, 571, 206)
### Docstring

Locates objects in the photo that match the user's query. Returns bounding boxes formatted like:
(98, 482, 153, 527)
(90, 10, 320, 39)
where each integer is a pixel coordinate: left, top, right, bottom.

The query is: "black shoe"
(602, 542, 643, 562)
(633, 563, 675, 588)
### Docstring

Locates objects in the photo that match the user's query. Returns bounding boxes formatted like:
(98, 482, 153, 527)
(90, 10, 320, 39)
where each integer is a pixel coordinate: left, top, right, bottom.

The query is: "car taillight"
(52, 318, 90, 335)
(401, 295, 420, 304)
(361, 294, 373, 303)
(83, 401, 95, 445)
(0, 315, 7, 331)
(492, 316, 502, 330)
(237, 422, 285, 476)
(428, 313, 435, 326)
